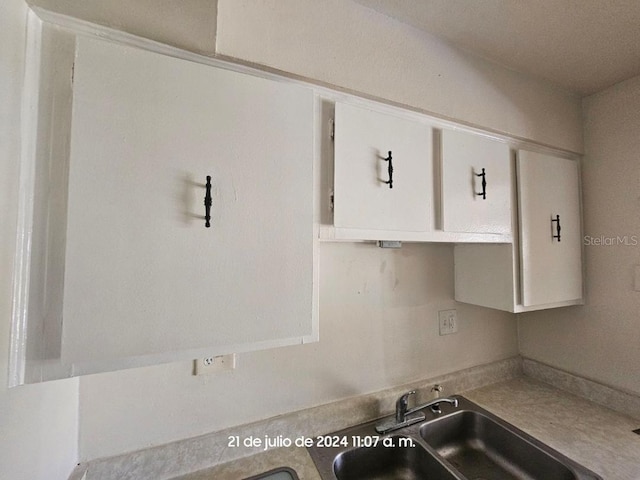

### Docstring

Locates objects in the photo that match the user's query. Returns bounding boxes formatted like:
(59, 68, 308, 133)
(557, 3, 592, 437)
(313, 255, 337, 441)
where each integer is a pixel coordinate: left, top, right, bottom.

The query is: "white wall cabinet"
(440, 129, 512, 235)
(13, 21, 582, 383)
(333, 102, 433, 234)
(13, 35, 316, 383)
(517, 150, 583, 306)
(327, 103, 513, 243)
(454, 149, 583, 312)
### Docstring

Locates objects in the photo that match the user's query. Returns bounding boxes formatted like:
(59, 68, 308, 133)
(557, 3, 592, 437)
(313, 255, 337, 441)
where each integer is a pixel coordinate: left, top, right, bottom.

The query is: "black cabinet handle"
(551, 214, 561, 241)
(475, 168, 487, 200)
(204, 175, 212, 228)
(383, 151, 393, 189)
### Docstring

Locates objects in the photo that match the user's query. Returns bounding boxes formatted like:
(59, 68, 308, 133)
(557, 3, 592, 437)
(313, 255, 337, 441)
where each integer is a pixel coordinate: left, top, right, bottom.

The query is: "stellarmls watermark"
(584, 235, 638, 246)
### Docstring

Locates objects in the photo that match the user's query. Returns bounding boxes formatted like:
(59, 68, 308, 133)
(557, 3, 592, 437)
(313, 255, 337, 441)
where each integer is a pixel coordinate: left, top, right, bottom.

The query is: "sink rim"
(332, 434, 460, 480)
(242, 466, 300, 480)
(419, 408, 582, 480)
(307, 395, 603, 480)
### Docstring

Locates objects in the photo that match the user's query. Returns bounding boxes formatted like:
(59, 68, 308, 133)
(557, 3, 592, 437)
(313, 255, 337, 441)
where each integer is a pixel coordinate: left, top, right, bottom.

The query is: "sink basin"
(244, 467, 299, 480)
(420, 411, 577, 480)
(333, 435, 457, 480)
(308, 396, 601, 480)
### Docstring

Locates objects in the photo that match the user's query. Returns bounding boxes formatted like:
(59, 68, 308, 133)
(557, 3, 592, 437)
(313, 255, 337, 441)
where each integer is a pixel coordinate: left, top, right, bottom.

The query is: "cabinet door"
(61, 38, 314, 366)
(441, 129, 512, 234)
(333, 103, 433, 232)
(518, 150, 582, 306)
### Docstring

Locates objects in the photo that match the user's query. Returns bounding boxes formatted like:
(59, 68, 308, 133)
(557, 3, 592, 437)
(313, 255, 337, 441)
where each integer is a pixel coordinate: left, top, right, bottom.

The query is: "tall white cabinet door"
(441, 129, 512, 234)
(518, 150, 582, 306)
(61, 38, 314, 366)
(333, 103, 433, 232)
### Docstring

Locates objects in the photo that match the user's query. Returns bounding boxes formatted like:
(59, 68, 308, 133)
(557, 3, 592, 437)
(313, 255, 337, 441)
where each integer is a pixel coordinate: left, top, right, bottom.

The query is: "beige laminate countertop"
(465, 377, 640, 480)
(174, 376, 640, 480)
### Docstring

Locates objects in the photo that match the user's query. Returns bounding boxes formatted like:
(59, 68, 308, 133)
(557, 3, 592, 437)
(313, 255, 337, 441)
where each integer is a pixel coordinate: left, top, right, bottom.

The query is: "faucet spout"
(375, 391, 459, 434)
(395, 390, 415, 423)
(405, 396, 458, 416)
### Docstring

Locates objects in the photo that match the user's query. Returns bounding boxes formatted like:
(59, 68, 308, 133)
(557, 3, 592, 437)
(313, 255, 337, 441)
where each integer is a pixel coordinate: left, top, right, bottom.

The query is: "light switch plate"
(438, 309, 458, 335)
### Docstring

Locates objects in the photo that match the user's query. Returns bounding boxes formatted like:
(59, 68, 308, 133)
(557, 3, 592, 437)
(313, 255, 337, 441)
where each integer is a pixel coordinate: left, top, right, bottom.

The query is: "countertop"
(465, 377, 640, 480)
(173, 376, 640, 480)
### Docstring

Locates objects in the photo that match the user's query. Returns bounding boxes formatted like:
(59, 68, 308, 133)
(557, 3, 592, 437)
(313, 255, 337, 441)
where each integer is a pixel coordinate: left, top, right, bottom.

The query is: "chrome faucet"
(404, 395, 458, 419)
(376, 389, 459, 434)
(395, 390, 416, 423)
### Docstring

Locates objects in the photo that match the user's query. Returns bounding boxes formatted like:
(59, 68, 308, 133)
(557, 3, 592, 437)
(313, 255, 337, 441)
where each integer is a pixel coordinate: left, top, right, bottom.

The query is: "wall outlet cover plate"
(193, 354, 236, 375)
(438, 309, 458, 335)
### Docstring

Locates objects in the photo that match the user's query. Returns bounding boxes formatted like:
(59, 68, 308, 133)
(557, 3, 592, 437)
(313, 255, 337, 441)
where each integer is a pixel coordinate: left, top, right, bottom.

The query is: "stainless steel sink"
(420, 410, 579, 480)
(333, 435, 457, 480)
(308, 396, 602, 480)
(243, 467, 299, 480)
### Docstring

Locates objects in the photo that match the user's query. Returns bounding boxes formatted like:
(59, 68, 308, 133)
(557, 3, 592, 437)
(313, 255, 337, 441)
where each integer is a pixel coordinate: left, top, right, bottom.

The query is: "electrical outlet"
(193, 354, 236, 375)
(438, 309, 458, 335)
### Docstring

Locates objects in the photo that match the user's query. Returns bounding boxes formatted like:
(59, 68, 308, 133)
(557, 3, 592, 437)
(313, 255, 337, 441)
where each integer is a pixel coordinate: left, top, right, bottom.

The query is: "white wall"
(519, 75, 640, 396)
(216, 0, 583, 153)
(0, 3, 79, 480)
(75, 1, 584, 462)
(29, 0, 217, 55)
(80, 243, 517, 460)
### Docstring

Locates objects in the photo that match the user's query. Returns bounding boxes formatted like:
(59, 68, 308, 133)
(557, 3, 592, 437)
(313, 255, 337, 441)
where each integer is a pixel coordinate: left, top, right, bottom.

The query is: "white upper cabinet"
(441, 129, 512, 235)
(62, 38, 315, 366)
(327, 103, 512, 243)
(517, 150, 583, 306)
(454, 149, 583, 312)
(333, 102, 433, 234)
(14, 35, 316, 382)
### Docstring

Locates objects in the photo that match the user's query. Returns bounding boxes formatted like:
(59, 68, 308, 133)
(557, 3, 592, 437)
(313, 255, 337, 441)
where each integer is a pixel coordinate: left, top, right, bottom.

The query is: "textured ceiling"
(354, 0, 640, 95)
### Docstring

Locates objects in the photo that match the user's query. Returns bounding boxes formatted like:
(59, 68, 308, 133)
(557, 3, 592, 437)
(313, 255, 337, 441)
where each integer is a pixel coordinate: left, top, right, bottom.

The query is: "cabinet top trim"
(31, 6, 581, 160)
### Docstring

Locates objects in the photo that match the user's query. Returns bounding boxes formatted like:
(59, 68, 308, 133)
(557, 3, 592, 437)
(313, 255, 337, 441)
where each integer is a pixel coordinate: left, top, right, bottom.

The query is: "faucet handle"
(399, 390, 416, 406)
(396, 390, 416, 422)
